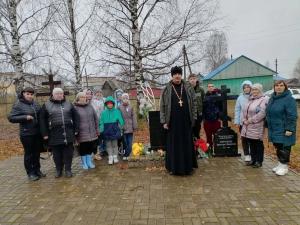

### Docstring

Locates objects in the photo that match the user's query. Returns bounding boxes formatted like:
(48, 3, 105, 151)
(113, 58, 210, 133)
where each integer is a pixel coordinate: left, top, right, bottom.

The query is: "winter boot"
(113, 155, 119, 163)
(86, 154, 95, 169)
(272, 162, 281, 173)
(28, 174, 40, 181)
(65, 170, 73, 178)
(81, 156, 88, 170)
(55, 170, 62, 178)
(108, 155, 113, 165)
(275, 163, 289, 176)
(244, 155, 251, 162)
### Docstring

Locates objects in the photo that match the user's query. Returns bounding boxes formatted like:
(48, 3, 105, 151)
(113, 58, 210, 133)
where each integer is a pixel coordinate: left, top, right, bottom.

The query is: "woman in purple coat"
(74, 92, 99, 169)
(241, 83, 269, 168)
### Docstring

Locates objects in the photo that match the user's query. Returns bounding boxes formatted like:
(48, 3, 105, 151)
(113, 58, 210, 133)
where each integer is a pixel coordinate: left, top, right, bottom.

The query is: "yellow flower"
(132, 143, 144, 156)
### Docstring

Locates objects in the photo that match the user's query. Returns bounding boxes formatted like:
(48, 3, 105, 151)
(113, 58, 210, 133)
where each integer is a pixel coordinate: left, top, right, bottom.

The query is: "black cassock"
(165, 82, 198, 175)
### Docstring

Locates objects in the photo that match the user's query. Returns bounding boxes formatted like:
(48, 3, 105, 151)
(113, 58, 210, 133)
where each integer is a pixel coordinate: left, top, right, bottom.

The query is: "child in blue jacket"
(99, 96, 124, 165)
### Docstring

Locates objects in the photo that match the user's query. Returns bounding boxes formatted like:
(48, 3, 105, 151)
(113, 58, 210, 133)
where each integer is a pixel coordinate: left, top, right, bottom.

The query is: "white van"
(264, 88, 300, 100)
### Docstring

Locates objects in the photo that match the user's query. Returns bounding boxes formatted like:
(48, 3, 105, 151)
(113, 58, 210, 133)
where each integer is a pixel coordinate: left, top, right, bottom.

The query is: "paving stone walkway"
(0, 155, 300, 225)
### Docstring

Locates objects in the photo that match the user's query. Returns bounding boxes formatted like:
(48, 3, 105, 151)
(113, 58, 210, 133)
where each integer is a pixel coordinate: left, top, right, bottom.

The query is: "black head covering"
(19, 87, 35, 100)
(171, 66, 183, 76)
(22, 87, 35, 94)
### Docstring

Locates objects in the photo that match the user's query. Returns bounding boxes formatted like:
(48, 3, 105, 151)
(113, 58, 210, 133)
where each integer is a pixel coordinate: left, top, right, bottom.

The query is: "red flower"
(194, 138, 208, 152)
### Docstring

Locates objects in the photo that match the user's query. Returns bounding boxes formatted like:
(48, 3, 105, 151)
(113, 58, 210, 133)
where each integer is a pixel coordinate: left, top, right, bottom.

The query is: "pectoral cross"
(179, 99, 183, 107)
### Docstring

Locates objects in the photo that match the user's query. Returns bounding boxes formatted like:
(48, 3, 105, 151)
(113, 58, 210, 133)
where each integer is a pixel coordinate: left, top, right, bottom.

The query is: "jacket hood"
(50, 96, 66, 103)
(74, 101, 88, 107)
(271, 89, 291, 99)
(250, 94, 264, 100)
(241, 80, 252, 91)
(104, 96, 116, 105)
(18, 97, 34, 105)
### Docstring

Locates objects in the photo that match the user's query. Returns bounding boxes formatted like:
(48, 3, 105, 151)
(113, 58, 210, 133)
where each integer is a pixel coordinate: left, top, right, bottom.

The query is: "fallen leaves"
(0, 118, 23, 160)
(134, 118, 150, 143)
(117, 161, 129, 170)
(265, 143, 300, 173)
(145, 166, 165, 172)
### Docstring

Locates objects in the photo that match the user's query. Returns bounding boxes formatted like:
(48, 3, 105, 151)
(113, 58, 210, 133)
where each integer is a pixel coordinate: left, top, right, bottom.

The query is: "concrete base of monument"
(213, 127, 241, 157)
(126, 149, 165, 169)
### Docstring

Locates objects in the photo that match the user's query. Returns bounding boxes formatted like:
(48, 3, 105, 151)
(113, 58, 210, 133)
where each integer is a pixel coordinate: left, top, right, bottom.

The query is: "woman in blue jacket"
(266, 80, 297, 176)
(234, 80, 252, 162)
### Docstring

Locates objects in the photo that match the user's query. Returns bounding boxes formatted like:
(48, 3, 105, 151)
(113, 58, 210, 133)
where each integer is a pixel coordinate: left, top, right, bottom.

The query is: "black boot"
(65, 171, 73, 178)
(252, 162, 262, 168)
(28, 174, 40, 181)
(246, 161, 255, 166)
(55, 170, 62, 178)
(36, 171, 46, 178)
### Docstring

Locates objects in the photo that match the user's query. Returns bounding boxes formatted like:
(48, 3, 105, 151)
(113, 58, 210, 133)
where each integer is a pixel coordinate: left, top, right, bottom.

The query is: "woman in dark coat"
(266, 80, 297, 176)
(74, 92, 99, 169)
(40, 88, 79, 178)
(8, 87, 45, 181)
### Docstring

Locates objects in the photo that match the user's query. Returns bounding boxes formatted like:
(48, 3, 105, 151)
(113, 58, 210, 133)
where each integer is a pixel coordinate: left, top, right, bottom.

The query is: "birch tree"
(204, 31, 228, 72)
(0, 0, 53, 93)
(46, 0, 97, 88)
(94, 0, 220, 86)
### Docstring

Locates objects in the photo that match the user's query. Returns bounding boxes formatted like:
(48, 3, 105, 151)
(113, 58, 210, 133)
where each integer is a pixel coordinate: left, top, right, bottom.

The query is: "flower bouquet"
(194, 138, 212, 158)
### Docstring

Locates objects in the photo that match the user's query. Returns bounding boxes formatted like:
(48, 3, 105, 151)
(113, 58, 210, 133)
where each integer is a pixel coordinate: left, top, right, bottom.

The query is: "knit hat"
(171, 66, 182, 76)
(251, 83, 263, 93)
(74, 92, 86, 103)
(121, 93, 129, 99)
(22, 87, 35, 94)
(52, 87, 64, 95)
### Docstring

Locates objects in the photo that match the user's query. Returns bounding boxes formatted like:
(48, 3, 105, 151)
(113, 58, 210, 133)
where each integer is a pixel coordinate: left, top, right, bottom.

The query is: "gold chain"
(172, 83, 183, 106)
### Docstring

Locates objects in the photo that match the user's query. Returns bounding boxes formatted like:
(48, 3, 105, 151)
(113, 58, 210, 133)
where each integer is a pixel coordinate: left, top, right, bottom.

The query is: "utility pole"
(182, 45, 192, 80)
(275, 58, 278, 74)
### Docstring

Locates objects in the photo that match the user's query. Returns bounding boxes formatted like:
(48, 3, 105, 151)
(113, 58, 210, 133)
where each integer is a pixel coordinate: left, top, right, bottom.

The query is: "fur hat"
(252, 83, 263, 93)
(52, 87, 64, 95)
(171, 66, 182, 76)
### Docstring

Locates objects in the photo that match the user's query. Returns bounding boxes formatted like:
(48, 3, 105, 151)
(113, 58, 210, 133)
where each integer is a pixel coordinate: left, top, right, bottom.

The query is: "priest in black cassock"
(160, 66, 198, 175)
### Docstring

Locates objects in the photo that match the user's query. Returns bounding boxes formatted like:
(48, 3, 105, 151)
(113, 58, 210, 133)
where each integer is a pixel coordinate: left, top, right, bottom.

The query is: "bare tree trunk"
(67, 0, 81, 86)
(129, 0, 143, 86)
(8, 0, 24, 93)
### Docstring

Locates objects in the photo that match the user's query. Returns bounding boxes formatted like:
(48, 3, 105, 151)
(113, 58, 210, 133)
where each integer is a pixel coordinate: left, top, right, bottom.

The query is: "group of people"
(8, 87, 137, 181)
(160, 66, 297, 176)
(8, 65, 298, 180)
(234, 80, 297, 176)
(160, 66, 226, 176)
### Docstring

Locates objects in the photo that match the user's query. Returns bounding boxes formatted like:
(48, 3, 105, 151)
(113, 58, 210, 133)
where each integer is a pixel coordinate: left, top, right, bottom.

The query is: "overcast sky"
(219, 0, 300, 78)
